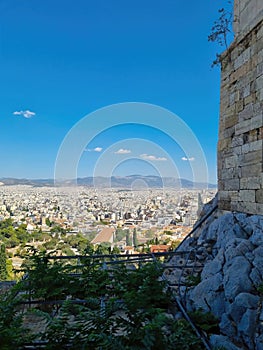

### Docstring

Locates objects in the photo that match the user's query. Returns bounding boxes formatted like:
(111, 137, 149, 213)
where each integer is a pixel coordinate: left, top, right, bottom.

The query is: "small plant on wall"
(208, 1, 233, 67)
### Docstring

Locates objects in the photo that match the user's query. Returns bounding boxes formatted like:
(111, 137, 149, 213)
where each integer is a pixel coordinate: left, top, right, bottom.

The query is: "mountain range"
(0, 176, 217, 189)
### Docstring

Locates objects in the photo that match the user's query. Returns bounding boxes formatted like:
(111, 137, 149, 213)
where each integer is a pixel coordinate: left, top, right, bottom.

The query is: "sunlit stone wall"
(218, 0, 263, 214)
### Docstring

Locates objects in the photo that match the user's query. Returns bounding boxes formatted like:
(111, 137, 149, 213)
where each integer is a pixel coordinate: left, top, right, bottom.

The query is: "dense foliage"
(0, 218, 33, 248)
(0, 250, 205, 349)
(0, 244, 8, 281)
(0, 286, 35, 348)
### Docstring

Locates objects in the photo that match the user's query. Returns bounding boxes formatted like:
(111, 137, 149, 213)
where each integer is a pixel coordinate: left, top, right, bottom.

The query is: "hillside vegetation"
(0, 250, 205, 349)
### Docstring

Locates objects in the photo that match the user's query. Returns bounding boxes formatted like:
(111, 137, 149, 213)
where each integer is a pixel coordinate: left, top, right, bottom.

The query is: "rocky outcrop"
(175, 204, 263, 349)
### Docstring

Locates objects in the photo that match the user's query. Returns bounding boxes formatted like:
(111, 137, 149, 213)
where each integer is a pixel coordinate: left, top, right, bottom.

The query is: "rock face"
(173, 199, 263, 350)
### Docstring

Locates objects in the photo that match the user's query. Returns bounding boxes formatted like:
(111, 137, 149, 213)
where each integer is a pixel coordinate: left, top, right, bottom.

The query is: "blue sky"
(0, 0, 233, 183)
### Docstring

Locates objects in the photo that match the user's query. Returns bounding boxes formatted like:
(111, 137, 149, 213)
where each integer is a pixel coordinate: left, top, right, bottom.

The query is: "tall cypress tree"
(0, 244, 8, 281)
(133, 228, 138, 247)
(125, 230, 132, 246)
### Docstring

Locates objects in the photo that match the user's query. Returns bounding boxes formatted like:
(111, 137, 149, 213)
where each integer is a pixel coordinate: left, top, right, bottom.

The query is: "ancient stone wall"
(234, 0, 263, 38)
(218, 0, 263, 215)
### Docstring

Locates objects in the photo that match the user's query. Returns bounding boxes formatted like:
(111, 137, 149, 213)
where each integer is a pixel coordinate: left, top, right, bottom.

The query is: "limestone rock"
(187, 273, 225, 317)
(223, 256, 253, 300)
(201, 251, 224, 279)
(238, 309, 258, 349)
(179, 207, 263, 350)
(229, 293, 259, 324)
(220, 313, 237, 339)
(210, 335, 243, 350)
(250, 228, 263, 246)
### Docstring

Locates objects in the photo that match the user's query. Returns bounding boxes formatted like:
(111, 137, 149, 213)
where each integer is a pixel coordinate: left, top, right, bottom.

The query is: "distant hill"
(0, 176, 217, 189)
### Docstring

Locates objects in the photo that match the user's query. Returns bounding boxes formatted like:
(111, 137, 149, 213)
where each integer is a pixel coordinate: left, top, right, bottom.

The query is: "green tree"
(6, 259, 14, 280)
(132, 228, 138, 247)
(111, 245, 120, 254)
(96, 242, 111, 255)
(0, 294, 35, 349)
(0, 250, 205, 349)
(0, 219, 15, 242)
(50, 225, 66, 234)
(114, 228, 126, 242)
(0, 218, 13, 230)
(20, 249, 72, 302)
(43, 238, 59, 250)
(5, 234, 19, 248)
(125, 230, 132, 246)
(0, 244, 8, 281)
(83, 242, 94, 255)
(16, 225, 32, 244)
(64, 233, 91, 254)
(46, 217, 53, 227)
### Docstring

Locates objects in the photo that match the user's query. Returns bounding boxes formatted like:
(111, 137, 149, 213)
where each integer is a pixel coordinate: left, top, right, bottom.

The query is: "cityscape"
(1, 0, 262, 348)
(0, 182, 216, 257)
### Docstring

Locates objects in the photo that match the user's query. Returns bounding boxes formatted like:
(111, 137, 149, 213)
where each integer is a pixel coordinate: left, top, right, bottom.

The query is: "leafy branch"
(0, 250, 206, 349)
(208, 2, 233, 67)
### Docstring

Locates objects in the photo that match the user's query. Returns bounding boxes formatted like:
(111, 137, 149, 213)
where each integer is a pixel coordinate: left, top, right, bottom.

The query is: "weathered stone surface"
(256, 203, 263, 215)
(256, 189, 263, 203)
(250, 228, 263, 246)
(234, 48, 251, 70)
(235, 201, 257, 214)
(240, 176, 261, 189)
(188, 274, 225, 318)
(250, 267, 262, 286)
(234, 212, 251, 227)
(239, 189, 256, 202)
(223, 256, 253, 300)
(232, 222, 250, 239)
(213, 226, 251, 256)
(241, 163, 262, 177)
(239, 103, 253, 120)
(210, 335, 243, 350)
(201, 254, 224, 279)
(249, 140, 263, 151)
(224, 239, 254, 261)
(235, 293, 259, 313)
(179, 206, 263, 350)
(218, 8, 263, 215)
(229, 293, 259, 324)
(255, 335, 263, 350)
(238, 309, 258, 349)
(235, 118, 253, 135)
(252, 246, 263, 279)
(220, 313, 237, 339)
(239, 149, 262, 166)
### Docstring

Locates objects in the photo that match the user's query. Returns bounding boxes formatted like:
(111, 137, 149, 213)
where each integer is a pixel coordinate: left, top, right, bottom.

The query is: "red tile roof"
(150, 245, 171, 253)
(91, 227, 115, 244)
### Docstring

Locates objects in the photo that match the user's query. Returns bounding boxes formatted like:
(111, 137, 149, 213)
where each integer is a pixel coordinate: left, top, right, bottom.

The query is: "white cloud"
(181, 156, 195, 161)
(140, 154, 167, 161)
(114, 148, 131, 154)
(13, 110, 36, 118)
(85, 147, 103, 152)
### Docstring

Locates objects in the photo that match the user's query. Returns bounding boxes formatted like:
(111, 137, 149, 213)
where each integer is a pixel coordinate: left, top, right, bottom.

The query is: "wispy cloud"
(140, 154, 167, 161)
(13, 110, 36, 118)
(85, 147, 103, 152)
(114, 148, 131, 154)
(181, 156, 195, 161)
